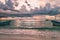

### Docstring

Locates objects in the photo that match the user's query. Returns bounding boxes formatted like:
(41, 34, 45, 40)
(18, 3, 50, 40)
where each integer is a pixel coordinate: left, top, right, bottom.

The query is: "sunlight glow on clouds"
(0, 0, 5, 4)
(13, 0, 40, 11)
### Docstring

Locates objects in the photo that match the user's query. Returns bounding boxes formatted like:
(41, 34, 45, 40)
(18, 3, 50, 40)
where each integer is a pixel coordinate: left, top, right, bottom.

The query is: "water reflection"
(5, 19, 52, 28)
(0, 15, 60, 28)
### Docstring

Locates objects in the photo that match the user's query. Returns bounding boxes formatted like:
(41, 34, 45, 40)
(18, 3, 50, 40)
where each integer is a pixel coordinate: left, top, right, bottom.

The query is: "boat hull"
(51, 20, 60, 26)
(0, 20, 11, 26)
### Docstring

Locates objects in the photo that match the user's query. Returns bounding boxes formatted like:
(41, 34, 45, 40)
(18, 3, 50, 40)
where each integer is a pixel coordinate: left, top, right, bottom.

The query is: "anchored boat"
(51, 20, 60, 26)
(0, 20, 11, 26)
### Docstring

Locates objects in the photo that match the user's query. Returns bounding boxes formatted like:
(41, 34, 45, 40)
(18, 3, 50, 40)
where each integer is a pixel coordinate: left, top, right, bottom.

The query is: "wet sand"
(0, 29, 60, 40)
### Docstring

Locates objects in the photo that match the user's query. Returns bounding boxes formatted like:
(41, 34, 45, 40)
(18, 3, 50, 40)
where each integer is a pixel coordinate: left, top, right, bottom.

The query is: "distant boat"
(0, 20, 11, 26)
(51, 20, 60, 26)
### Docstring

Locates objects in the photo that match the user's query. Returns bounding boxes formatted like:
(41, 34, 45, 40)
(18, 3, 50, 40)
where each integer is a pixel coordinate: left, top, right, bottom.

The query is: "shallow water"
(0, 29, 60, 40)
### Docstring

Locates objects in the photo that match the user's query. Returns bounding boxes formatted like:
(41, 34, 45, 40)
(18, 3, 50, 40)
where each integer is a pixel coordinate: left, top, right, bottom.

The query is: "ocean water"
(1, 20, 53, 28)
(0, 18, 60, 40)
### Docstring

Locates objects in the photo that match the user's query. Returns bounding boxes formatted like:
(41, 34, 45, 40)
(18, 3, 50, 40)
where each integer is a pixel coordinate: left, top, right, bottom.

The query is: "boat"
(0, 20, 11, 26)
(51, 20, 60, 26)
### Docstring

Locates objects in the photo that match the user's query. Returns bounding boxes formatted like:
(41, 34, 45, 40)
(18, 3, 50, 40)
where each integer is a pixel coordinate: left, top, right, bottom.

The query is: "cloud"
(0, 0, 60, 13)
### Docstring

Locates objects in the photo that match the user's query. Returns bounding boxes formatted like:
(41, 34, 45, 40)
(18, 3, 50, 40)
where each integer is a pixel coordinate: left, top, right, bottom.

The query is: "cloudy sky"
(0, 0, 60, 13)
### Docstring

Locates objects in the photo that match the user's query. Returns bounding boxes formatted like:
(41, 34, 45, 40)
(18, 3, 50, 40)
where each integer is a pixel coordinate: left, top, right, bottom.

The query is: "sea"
(0, 17, 60, 40)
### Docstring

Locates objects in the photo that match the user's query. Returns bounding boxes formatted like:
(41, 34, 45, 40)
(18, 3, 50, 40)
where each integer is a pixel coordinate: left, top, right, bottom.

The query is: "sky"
(0, 0, 60, 13)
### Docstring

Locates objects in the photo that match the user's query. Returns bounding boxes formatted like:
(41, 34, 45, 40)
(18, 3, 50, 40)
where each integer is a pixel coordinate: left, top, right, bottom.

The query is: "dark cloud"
(0, 0, 60, 16)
